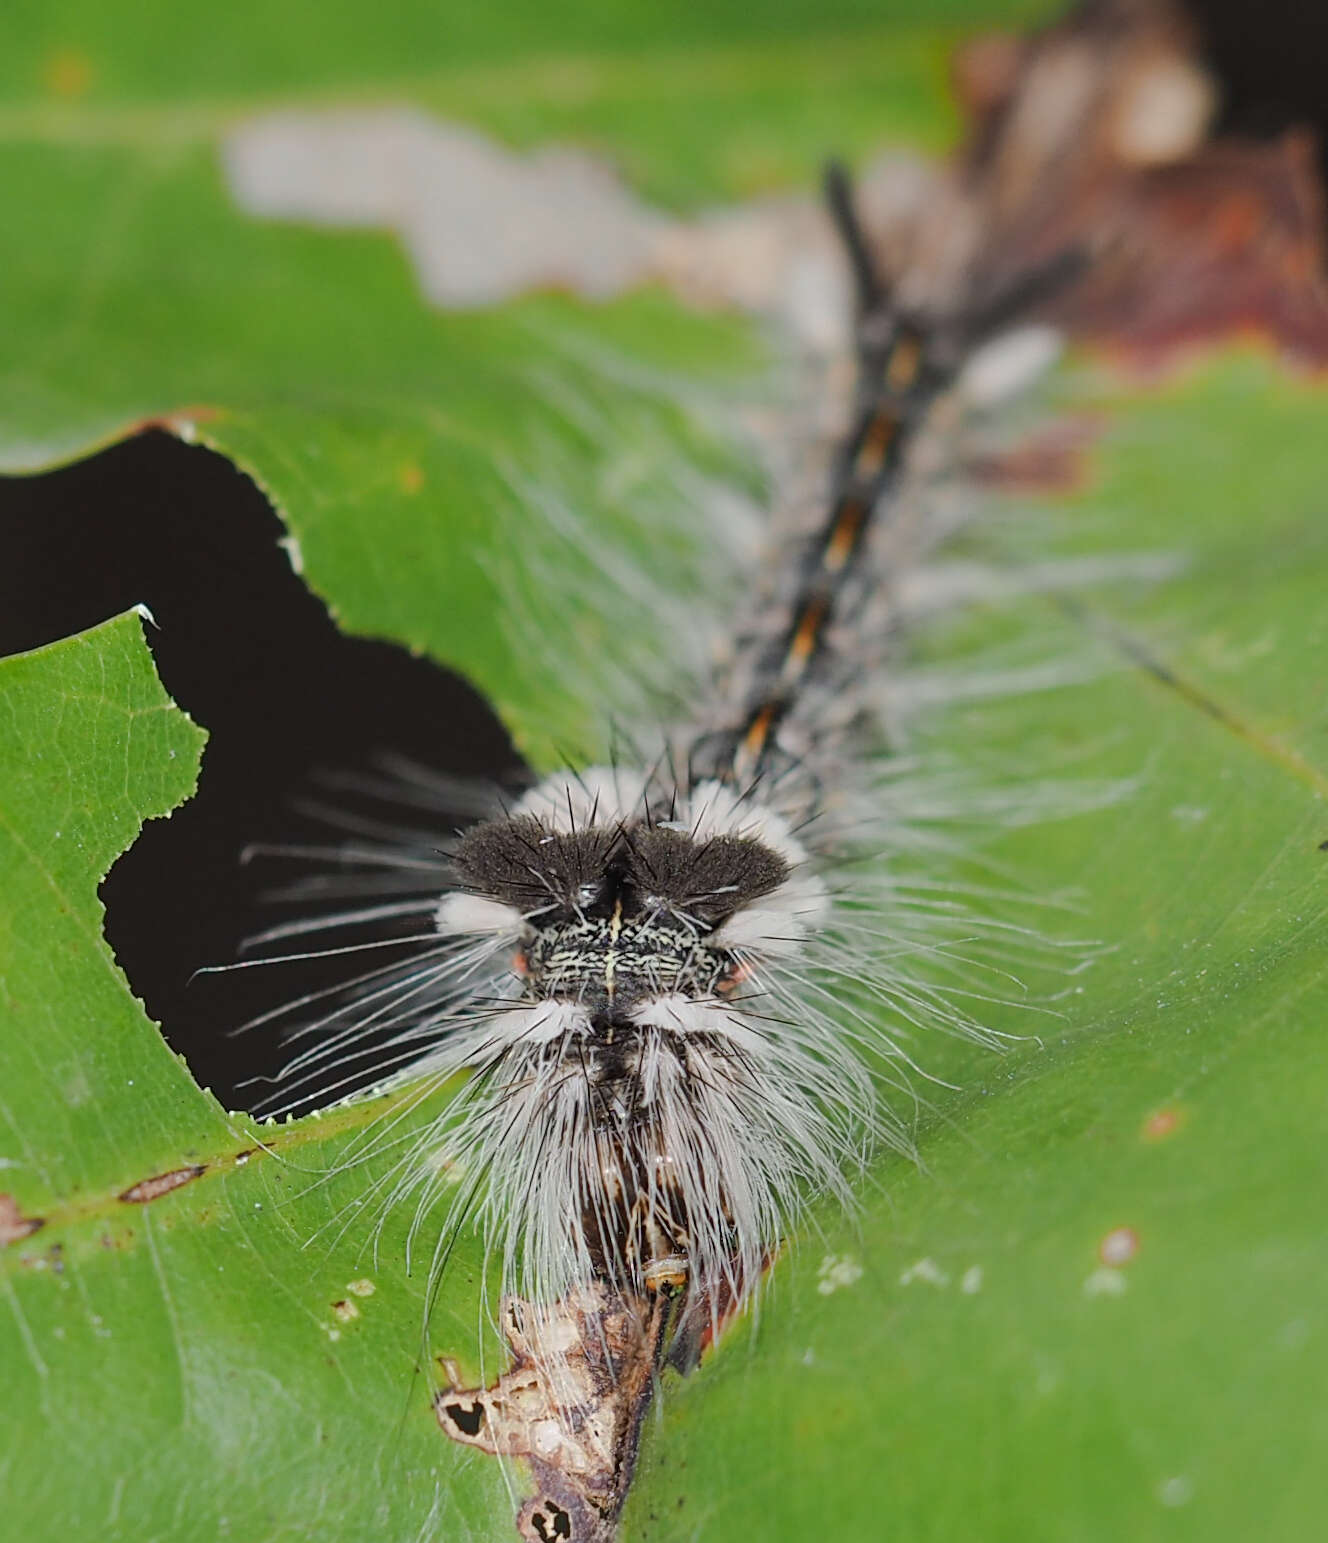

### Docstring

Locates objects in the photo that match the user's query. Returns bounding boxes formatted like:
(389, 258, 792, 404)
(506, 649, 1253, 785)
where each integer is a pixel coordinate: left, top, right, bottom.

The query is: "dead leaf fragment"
(436, 1283, 669, 1542)
(118, 1164, 206, 1204)
(920, 0, 1328, 365)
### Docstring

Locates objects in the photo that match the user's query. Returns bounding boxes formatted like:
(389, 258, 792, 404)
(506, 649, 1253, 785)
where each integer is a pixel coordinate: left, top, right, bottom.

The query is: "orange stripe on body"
(739, 701, 777, 764)
(782, 596, 827, 682)
(886, 335, 922, 392)
(849, 409, 898, 486)
(730, 352, 924, 777)
(823, 498, 867, 574)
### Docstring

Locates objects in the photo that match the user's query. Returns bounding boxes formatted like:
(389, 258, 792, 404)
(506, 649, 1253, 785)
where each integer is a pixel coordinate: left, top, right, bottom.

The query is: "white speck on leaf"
(817, 1254, 864, 1294)
(1158, 1476, 1193, 1507)
(63, 1069, 91, 1108)
(1278, 1317, 1310, 1350)
(1170, 804, 1209, 823)
(899, 1257, 950, 1288)
(1083, 1267, 1128, 1297)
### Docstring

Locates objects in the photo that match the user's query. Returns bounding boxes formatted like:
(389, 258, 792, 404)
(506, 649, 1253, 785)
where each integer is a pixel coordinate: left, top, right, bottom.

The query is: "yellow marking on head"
(604, 897, 623, 1001)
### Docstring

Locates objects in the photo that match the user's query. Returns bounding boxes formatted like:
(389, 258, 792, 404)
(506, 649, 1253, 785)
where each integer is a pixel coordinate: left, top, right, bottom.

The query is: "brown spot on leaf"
(1099, 1226, 1141, 1267)
(42, 50, 95, 100)
(397, 461, 424, 494)
(123, 405, 223, 444)
(968, 413, 1106, 494)
(118, 1164, 206, 1205)
(1142, 1105, 1185, 1141)
(0, 1193, 45, 1246)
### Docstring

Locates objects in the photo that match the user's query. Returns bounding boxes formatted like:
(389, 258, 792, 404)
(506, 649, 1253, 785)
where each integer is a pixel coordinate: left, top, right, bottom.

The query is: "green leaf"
(621, 353, 1328, 1540)
(3, 3, 1324, 1542)
(0, 616, 509, 1535)
(0, 0, 1056, 763)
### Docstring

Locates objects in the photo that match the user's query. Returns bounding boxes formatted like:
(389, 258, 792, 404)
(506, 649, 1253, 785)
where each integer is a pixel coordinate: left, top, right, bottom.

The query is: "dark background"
(0, 436, 521, 1106)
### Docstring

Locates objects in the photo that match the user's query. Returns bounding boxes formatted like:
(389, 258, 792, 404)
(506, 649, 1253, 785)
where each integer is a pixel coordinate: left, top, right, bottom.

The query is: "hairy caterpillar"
(230, 162, 1106, 1538)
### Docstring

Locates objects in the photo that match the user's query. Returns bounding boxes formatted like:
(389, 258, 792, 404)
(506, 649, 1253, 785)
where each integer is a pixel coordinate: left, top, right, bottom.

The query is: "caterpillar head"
(451, 814, 791, 1014)
(427, 770, 835, 1300)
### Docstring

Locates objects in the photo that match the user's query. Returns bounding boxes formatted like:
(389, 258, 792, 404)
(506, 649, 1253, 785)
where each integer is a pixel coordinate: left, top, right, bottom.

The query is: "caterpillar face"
(453, 813, 790, 1018)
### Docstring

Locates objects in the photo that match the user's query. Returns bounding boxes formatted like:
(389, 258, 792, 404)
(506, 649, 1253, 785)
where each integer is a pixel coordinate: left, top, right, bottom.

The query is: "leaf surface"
(624, 355, 1328, 1541)
(1, 3, 1324, 1542)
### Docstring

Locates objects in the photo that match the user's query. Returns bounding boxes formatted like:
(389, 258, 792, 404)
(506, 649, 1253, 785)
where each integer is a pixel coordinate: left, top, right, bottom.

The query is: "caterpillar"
(184, 2, 1273, 1533)
(232, 161, 1100, 1541)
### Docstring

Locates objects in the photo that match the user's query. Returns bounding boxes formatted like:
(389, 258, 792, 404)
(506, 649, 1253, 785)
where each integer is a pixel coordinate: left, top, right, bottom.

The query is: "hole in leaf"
(529, 1503, 573, 1543)
(443, 1399, 486, 1437)
(0, 429, 522, 1110)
